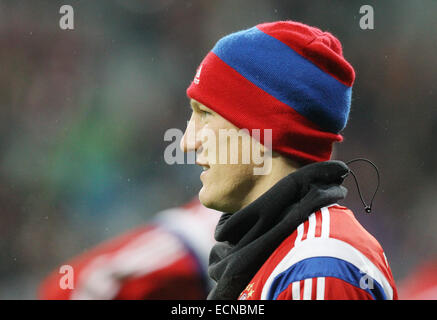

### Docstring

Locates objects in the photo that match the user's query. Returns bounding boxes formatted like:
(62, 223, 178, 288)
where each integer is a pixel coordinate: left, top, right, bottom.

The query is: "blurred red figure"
(398, 259, 437, 300)
(38, 199, 220, 299)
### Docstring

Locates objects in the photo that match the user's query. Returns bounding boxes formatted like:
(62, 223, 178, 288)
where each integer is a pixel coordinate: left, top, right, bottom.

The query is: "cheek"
(211, 163, 256, 190)
(212, 135, 246, 165)
(239, 136, 254, 164)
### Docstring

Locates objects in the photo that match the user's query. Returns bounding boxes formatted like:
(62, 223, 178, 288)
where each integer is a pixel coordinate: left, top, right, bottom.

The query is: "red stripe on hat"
(187, 51, 342, 165)
(257, 21, 355, 87)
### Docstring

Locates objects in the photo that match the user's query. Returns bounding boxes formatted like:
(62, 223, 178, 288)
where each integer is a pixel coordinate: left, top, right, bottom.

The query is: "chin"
(198, 186, 217, 210)
(199, 186, 240, 213)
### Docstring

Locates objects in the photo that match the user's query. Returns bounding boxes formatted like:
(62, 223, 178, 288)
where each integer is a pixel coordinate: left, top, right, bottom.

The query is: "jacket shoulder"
(255, 204, 397, 300)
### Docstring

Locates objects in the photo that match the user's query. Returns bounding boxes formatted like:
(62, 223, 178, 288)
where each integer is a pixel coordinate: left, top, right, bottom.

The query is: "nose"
(180, 115, 201, 153)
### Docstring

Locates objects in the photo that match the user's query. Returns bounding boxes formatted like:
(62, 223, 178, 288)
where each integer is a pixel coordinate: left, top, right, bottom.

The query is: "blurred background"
(0, 0, 436, 299)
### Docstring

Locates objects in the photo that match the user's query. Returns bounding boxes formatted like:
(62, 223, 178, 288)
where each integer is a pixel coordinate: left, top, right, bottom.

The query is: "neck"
(237, 156, 300, 211)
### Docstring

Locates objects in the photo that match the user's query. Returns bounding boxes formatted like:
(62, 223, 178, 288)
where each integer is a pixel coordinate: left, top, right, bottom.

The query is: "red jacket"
(38, 199, 220, 300)
(238, 204, 398, 300)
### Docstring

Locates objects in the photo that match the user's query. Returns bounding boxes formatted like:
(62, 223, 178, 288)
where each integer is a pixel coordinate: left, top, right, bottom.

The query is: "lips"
(196, 161, 210, 171)
(196, 162, 210, 180)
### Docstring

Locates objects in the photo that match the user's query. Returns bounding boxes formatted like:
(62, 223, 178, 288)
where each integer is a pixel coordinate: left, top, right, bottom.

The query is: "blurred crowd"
(0, 0, 436, 298)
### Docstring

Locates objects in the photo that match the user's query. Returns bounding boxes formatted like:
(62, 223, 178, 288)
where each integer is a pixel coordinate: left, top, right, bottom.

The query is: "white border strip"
(261, 237, 393, 300)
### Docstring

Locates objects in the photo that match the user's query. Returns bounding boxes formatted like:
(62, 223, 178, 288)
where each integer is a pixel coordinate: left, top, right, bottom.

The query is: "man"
(180, 20, 398, 300)
(39, 198, 220, 299)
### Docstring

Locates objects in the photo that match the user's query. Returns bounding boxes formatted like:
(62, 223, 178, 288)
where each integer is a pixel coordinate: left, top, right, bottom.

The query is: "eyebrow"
(189, 100, 201, 111)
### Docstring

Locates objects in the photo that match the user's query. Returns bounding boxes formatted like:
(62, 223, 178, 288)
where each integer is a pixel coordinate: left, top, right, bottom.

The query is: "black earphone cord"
(344, 158, 380, 214)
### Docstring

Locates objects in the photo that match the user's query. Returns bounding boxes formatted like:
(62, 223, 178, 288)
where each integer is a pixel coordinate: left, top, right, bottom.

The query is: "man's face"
(180, 99, 266, 213)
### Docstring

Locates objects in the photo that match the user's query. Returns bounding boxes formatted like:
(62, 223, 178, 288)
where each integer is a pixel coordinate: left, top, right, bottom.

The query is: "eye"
(199, 109, 211, 119)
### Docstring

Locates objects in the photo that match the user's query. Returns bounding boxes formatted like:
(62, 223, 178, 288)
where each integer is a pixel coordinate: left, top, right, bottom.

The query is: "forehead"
(189, 99, 239, 130)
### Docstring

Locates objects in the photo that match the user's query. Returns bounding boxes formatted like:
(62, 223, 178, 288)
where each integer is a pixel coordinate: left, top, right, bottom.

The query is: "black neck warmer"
(207, 160, 349, 300)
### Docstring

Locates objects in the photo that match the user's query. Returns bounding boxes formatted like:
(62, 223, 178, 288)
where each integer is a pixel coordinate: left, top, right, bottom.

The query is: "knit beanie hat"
(186, 20, 355, 165)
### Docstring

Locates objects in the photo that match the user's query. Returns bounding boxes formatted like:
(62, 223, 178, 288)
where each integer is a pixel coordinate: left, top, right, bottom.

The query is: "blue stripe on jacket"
(267, 256, 387, 300)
